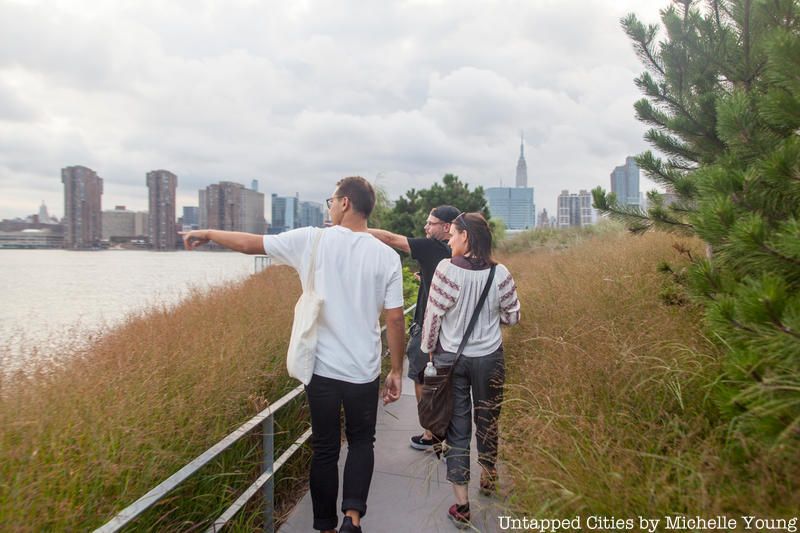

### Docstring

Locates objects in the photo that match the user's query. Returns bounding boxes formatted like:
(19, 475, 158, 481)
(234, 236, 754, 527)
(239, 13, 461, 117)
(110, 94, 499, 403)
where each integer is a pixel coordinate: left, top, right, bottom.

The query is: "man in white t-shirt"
(181, 176, 405, 533)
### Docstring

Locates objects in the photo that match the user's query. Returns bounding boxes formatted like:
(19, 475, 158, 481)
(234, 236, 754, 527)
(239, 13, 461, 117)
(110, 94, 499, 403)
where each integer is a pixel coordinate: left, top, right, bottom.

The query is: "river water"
(0, 249, 258, 369)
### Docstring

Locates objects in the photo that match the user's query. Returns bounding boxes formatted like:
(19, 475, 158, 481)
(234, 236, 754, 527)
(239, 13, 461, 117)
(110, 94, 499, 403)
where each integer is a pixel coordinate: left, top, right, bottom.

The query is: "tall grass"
(497, 220, 625, 255)
(498, 230, 800, 516)
(4, 229, 797, 530)
(0, 267, 309, 532)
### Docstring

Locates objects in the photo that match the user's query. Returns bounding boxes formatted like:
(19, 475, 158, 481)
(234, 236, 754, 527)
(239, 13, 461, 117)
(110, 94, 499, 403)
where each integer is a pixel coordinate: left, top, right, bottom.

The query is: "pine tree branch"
(636, 73, 724, 149)
(743, 0, 752, 91)
(637, 152, 696, 192)
(622, 14, 665, 76)
(712, 0, 722, 28)
(594, 187, 695, 234)
(634, 99, 672, 129)
(765, 308, 800, 339)
(729, 317, 759, 334)
(651, 215, 695, 231)
(650, 208, 695, 230)
(668, 204, 697, 214)
(759, 242, 800, 267)
(645, 129, 702, 162)
(667, 157, 697, 171)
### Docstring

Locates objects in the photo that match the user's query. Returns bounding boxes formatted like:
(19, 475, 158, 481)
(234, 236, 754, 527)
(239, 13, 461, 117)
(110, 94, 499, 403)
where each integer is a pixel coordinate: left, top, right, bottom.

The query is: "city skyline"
(6, 146, 644, 233)
(0, 0, 663, 221)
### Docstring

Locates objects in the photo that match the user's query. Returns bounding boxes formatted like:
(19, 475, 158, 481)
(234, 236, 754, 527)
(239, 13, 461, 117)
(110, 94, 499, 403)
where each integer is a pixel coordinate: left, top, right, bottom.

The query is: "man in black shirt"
(368, 205, 460, 450)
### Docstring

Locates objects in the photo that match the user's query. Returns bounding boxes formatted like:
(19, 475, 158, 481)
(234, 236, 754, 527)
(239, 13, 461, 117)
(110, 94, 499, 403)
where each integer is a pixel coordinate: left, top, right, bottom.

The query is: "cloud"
(0, 0, 666, 220)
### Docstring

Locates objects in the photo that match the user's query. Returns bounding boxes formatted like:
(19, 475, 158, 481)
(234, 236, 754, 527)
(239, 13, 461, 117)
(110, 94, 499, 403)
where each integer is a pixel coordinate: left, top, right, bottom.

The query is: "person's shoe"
(339, 515, 362, 533)
(448, 503, 471, 529)
(409, 433, 436, 450)
(479, 469, 497, 496)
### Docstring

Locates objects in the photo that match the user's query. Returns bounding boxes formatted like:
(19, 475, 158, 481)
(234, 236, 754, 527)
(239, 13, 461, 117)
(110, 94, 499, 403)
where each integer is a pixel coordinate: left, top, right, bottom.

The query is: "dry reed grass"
(0, 266, 307, 531)
(498, 230, 800, 517)
(3, 230, 798, 531)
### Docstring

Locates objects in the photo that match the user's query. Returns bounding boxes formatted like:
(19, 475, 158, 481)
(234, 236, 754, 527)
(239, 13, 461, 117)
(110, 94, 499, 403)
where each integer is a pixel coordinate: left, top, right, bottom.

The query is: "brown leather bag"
(417, 265, 496, 441)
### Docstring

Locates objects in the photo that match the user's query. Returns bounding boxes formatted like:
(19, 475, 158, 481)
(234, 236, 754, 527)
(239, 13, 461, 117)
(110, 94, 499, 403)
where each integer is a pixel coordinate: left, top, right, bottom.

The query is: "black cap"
(430, 205, 461, 223)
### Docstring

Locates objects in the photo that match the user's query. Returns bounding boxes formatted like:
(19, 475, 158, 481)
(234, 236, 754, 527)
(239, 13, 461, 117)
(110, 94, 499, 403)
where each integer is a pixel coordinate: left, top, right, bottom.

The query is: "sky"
(0, 0, 668, 222)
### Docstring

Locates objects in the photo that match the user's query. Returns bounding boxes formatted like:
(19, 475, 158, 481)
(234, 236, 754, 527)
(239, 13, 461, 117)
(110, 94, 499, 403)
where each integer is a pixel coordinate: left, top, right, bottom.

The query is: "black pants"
(305, 374, 380, 531)
(434, 350, 505, 485)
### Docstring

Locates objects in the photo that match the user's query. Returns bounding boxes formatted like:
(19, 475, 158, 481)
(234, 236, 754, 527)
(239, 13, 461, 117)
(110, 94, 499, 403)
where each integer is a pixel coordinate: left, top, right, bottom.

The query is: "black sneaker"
(409, 434, 436, 450)
(339, 516, 362, 533)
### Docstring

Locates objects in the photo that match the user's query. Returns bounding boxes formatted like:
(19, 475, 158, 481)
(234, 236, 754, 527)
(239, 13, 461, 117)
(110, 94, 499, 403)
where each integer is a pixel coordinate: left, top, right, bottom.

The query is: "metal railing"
(94, 385, 308, 533)
(254, 255, 272, 273)
(95, 303, 415, 533)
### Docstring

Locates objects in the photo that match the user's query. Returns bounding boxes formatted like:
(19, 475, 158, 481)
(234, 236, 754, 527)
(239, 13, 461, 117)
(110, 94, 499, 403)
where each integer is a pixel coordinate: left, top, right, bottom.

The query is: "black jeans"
(434, 349, 505, 485)
(305, 374, 380, 531)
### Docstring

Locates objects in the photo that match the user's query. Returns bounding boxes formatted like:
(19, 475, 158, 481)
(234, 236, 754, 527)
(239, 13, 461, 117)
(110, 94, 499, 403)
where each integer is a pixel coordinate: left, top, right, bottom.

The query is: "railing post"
(262, 414, 275, 533)
(254, 255, 273, 273)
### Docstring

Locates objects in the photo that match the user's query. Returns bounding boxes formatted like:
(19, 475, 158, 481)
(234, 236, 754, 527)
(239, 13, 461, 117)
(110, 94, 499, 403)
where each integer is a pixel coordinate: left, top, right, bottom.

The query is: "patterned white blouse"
(421, 258, 520, 356)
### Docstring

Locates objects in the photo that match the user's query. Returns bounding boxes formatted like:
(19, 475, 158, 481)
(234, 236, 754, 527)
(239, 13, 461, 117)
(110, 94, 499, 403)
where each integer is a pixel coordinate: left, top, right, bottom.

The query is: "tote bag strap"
(449, 264, 496, 370)
(306, 229, 324, 292)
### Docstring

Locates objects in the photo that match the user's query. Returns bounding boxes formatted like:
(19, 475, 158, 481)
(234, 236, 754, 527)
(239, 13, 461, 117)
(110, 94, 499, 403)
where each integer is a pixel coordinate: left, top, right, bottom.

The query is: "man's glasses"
(425, 220, 445, 227)
(326, 196, 343, 209)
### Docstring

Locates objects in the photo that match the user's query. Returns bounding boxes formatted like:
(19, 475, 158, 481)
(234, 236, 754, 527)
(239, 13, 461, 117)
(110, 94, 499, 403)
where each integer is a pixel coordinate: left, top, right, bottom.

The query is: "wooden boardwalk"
(278, 372, 505, 533)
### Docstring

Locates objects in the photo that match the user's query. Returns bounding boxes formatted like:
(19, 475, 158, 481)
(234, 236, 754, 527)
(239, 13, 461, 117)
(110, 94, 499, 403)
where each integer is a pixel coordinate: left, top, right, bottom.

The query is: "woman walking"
(421, 212, 520, 528)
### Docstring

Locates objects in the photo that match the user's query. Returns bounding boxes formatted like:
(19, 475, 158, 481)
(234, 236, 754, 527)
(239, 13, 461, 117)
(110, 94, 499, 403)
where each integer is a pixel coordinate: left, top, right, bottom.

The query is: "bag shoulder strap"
(306, 229, 324, 292)
(451, 264, 496, 368)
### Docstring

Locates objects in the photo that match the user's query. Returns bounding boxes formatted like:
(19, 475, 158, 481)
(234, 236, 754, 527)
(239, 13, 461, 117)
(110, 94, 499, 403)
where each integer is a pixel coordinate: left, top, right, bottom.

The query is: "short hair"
(336, 176, 375, 218)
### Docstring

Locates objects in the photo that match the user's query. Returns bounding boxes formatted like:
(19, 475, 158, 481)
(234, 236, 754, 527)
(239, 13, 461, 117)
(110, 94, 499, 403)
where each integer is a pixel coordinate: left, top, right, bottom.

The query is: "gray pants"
(434, 349, 505, 485)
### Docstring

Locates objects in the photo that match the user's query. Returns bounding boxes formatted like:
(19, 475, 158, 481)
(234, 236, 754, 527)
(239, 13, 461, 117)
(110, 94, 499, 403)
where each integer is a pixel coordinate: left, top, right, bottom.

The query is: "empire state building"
(486, 133, 536, 230)
(515, 135, 528, 188)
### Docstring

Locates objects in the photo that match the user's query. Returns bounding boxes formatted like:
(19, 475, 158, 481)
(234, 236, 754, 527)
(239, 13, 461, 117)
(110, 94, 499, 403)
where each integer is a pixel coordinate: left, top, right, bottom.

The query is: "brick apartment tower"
(62, 165, 103, 249)
(201, 181, 245, 231)
(146, 170, 178, 250)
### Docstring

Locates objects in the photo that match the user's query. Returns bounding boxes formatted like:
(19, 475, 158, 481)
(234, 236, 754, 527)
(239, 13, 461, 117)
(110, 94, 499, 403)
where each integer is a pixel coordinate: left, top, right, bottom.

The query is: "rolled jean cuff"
(341, 498, 367, 519)
(446, 473, 469, 486)
(445, 459, 470, 485)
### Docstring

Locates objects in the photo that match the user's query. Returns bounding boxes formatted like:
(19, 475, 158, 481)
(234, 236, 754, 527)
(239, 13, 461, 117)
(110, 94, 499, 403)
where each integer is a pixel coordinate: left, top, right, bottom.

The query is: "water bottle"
(423, 361, 437, 378)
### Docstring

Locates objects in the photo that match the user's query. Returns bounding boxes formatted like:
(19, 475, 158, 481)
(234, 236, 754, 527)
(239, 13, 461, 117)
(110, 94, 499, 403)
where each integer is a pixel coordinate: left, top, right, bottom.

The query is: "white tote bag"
(286, 229, 324, 385)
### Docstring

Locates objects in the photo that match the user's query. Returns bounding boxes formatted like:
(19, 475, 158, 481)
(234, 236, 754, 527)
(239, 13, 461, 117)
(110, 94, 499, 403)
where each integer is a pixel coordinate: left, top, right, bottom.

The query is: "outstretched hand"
(180, 230, 210, 250)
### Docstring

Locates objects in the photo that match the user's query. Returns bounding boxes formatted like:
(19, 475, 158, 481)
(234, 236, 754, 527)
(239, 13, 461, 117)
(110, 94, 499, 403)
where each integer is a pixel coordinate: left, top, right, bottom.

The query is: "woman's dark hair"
(336, 176, 375, 218)
(452, 212, 496, 265)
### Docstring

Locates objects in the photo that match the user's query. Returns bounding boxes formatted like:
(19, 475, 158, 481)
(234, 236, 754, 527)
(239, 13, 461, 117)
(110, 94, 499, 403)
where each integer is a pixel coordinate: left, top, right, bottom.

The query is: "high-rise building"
(38, 201, 50, 223)
(102, 206, 137, 241)
(486, 187, 535, 230)
(299, 200, 324, 228)
(198, 189, 207, 228)
(241, 188, 266, 234)
(251, 179, 259, 192)
(203, 182, 240, 231)
(182, 206, 199, 229)
(485, 135, 536, 230)
(557, 190, 596, 228)
(610, 156, 640, 207)
(270, 194, 299, 234)
(134, 212, 148, 237)
(62, 165, 103, 249)
(515, 133, 528, 188)
(200, 181, 265, 233)
(537, 208, 551, 228)
(147, 169, 178, 250)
